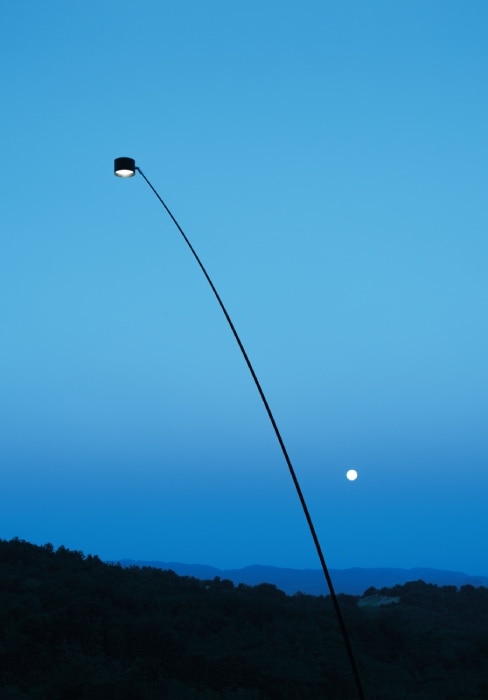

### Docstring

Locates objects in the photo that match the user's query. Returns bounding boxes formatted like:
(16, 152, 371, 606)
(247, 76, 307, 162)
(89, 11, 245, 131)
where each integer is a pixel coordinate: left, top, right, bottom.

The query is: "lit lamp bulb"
(114, 157, 136, 178)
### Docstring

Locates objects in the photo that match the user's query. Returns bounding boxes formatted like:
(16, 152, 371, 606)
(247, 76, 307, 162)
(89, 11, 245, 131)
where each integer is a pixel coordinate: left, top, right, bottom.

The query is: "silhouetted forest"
(1, 537, 487, 699)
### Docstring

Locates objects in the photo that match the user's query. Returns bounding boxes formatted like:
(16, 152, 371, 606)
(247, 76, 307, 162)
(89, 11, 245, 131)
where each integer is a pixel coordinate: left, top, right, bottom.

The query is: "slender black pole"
(134, 165, 366, 700)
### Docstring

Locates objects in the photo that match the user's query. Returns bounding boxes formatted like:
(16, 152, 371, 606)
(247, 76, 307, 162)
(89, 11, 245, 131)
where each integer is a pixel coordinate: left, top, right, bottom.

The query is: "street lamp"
(114, 157, 136, 178)
(113, 157, 366, 700)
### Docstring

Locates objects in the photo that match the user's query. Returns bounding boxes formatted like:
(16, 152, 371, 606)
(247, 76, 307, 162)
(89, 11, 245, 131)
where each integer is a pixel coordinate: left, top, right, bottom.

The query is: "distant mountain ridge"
(115, 560, 488, 596)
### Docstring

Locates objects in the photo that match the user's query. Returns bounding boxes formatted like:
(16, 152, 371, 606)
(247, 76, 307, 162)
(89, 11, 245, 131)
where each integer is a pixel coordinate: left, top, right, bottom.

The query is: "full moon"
(346, 469, 358, 481)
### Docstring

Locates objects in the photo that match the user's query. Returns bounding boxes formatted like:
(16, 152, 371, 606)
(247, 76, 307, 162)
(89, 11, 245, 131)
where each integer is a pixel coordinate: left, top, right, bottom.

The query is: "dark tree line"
(1, 537, 487, 699)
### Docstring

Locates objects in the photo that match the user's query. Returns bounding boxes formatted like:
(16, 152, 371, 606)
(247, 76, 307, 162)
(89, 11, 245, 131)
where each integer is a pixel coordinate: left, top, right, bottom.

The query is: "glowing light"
(346, 469, 358, 481)
(115, 168, 135, 178)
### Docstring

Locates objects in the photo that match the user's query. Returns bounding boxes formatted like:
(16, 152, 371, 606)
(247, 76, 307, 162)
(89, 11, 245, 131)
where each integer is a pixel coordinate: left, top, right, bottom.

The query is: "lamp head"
(114, 157, 136, 178)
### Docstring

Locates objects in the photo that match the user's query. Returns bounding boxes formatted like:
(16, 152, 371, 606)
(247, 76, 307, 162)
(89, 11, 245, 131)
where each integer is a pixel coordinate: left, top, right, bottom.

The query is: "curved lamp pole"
(113, 157, 366, 700)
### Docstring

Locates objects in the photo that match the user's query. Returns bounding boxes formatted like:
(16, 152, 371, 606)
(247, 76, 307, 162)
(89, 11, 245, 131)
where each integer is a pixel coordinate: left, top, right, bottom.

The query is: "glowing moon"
(346, 469, 358, 481)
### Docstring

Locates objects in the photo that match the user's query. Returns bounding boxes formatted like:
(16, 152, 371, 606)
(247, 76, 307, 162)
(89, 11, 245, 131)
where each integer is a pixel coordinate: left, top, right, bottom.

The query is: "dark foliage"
(1, 538, 487, 698)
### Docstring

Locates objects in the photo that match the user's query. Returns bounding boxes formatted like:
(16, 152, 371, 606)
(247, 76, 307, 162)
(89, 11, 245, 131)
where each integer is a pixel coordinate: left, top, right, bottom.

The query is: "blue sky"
(1, 1, 487, 576)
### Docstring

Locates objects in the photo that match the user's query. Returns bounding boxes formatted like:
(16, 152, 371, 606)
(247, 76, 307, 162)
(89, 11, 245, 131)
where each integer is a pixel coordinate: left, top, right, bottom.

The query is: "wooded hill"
(1, 537, 487, 699)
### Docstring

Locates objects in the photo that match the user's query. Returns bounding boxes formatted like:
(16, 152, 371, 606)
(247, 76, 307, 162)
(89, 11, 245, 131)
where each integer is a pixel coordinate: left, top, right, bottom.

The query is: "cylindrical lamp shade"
(114, 157, 136, 177)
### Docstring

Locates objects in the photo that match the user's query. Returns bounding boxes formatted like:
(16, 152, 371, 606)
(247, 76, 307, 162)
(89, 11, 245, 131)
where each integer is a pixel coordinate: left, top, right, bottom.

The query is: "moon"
(346, 469, 358, 481)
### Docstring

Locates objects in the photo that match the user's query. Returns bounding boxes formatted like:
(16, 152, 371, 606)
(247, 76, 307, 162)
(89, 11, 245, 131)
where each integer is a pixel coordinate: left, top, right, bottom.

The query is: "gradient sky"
(1, 1, 487, 577)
